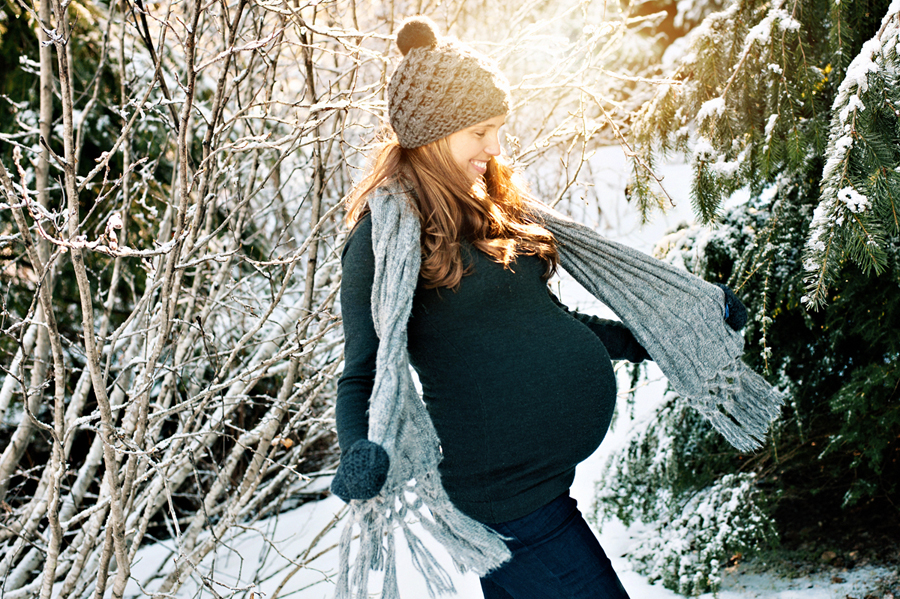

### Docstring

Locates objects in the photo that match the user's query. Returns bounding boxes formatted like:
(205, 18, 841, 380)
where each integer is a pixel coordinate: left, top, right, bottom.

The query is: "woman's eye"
(474, 132, 485, 138)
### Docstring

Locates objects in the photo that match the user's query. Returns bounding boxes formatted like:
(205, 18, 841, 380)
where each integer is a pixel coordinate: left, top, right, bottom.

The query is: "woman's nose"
(485, 134, 501, 156)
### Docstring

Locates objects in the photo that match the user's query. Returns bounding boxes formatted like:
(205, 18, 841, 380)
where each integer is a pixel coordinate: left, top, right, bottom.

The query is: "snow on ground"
(127, 147, 892, 598)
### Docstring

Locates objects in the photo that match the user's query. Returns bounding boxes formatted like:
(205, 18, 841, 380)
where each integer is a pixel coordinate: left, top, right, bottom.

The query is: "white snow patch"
(834, 135, 853, 152)
(838, 40, 880, 99)
(710, 158, 741, 177)
(697, 97, 726, 122)
(837, 186, 870, 213)
(804, 202, 834, 262)
(745, 20, 772, 47)
(661, 36, 691, 69)
(838, 93, 865, 124)
(765, 114, 779, 138)
(694, 138, 717, 162)
(775, 10, 801, 32)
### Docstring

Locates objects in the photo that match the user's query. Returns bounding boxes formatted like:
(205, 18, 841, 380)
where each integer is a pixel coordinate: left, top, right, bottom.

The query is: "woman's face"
(445, 114, 506, 180)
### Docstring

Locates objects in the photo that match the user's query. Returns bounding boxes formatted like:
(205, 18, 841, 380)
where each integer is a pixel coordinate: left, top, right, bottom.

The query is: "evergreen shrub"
(595, 388, 779, 596)
(596, 193, 899, 593)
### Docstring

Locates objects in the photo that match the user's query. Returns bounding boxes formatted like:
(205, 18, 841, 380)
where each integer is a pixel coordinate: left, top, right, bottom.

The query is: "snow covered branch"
(802, 0, 900, 309)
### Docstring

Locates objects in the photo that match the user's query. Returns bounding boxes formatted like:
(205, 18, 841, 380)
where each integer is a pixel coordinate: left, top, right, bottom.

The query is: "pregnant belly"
(421, 314, 618, 504)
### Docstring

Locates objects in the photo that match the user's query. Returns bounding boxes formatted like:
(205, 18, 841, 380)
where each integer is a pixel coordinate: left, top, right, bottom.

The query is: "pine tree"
(596, 0, 900, 593)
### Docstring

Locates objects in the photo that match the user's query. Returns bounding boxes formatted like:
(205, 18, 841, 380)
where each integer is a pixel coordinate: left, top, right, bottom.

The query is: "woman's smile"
(470, 159, 488, 175)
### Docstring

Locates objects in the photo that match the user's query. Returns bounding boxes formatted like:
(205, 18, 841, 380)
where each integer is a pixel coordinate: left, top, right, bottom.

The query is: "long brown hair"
(346, 134, 558, 289)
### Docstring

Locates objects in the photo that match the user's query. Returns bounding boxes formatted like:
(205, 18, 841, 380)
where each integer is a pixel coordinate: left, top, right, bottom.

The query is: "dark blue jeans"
(479, 493, 631, 599)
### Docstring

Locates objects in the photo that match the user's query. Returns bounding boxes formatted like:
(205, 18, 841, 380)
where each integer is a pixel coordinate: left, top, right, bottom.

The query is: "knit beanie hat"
(388, 16, 511, 149)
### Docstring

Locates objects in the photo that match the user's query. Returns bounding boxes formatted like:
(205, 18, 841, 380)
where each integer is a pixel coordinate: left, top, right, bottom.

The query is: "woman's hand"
(715, 284, 748, 331)
(331, 439, 390, 502)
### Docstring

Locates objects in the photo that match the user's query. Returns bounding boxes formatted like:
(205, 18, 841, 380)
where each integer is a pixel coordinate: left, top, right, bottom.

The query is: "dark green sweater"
(337, 215, 649, 523)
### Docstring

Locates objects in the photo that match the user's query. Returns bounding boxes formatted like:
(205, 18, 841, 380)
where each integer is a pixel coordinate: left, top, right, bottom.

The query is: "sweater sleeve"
(336, 215, 378, 452)
(549, 289, 651, 363)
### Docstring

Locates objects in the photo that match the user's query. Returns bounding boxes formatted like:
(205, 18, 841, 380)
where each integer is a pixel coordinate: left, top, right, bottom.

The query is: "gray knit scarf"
(334, 181, 784, 599)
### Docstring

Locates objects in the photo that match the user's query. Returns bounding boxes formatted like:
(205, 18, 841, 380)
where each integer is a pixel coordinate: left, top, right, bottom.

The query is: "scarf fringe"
(335, 511, 355, 599)
(382, 527, 399, 599)
(398, 516, 456, 597)
(336, 486, 510, 598)
(696, 360, 785, 452)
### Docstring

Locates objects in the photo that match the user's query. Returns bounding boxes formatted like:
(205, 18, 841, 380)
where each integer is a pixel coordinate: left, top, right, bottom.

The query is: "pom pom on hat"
(396, 16, 439, 56)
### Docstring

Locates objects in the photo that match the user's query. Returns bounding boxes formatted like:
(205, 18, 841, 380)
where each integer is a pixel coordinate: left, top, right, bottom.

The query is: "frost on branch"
(626, 471, 776, 596)
(802, 0, 900, 309)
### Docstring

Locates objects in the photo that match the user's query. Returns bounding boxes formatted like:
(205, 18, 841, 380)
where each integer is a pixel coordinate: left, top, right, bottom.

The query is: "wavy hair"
(346, 134, 558, 289)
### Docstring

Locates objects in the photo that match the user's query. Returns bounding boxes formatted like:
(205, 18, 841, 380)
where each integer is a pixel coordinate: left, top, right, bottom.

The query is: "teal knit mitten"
(331, 439, 390, 502)
(715, 284, 748, 331)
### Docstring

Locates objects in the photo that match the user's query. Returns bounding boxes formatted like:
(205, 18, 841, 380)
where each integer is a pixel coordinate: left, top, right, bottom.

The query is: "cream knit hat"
(388, 16, 511, 149)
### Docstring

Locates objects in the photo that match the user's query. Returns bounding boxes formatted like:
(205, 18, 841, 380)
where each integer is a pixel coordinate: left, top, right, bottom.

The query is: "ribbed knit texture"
(388, 17, 510, 148)
(534, 203, 784, 451)
(335, 180, 784, 599)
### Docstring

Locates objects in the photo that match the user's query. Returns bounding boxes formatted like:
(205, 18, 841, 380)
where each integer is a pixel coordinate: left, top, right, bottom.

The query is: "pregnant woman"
(331, 15, 774, 599)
